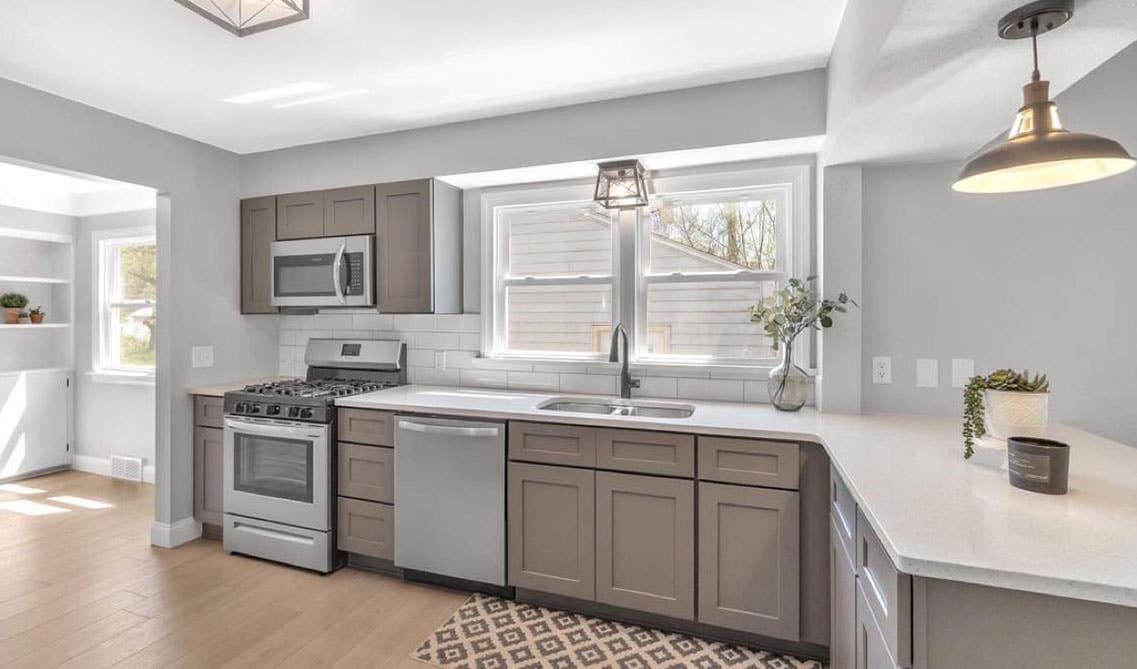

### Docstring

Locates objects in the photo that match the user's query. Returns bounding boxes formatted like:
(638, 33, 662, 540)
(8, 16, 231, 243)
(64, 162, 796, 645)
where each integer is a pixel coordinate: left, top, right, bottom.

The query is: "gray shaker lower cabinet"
(832, 519, 857, 669)
(507, 462, 596, 600)
(697, 481, 801, 640)
(338, 497, 394, 560)
(595, 471, 695, 620)
(193, 424, 224, 526)
(856, 581, 900, 669)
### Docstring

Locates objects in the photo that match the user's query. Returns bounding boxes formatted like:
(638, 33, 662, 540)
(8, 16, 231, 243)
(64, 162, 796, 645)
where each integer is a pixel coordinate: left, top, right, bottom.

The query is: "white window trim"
(91, 226, 157, 382)
(480, 161, 813, 371)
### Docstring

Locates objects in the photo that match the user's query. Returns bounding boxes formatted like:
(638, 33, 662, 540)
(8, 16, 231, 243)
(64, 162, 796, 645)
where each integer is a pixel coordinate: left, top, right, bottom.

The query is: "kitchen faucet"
(608, 322, 640, 399)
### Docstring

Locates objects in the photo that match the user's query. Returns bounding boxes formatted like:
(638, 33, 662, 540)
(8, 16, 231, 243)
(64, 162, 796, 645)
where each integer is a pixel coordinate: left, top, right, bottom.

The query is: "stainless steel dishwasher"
(393, 415, 506, 586)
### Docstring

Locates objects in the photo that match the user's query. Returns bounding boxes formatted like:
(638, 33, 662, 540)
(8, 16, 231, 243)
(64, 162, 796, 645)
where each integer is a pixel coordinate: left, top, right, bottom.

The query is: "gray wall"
(0, 203, 76, 237)
(0, 77, 280, 533)
(860, 43, 1137, 442)
(73, 210, 157, 478)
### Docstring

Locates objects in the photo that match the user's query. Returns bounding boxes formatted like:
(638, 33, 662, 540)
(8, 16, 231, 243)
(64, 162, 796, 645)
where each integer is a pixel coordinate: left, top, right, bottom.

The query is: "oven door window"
(232, 433, 314, 503)
(274, 253, 338, 299)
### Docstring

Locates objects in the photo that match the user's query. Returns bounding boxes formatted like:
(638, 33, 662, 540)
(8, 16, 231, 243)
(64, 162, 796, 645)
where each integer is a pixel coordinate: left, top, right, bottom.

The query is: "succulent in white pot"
(963, 369, 1050, 459)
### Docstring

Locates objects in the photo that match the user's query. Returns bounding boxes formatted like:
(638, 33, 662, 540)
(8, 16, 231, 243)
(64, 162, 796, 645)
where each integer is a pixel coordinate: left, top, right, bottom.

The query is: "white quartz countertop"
(338, 385, 1137, 608)
(186, 377, 291, 398)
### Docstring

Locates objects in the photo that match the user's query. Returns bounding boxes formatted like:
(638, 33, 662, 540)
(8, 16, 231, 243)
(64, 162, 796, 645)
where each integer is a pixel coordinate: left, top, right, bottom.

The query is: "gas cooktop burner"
(241, 379, 395, 398)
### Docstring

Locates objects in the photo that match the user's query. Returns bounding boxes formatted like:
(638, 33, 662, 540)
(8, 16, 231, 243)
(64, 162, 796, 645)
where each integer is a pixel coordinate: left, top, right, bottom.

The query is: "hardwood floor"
(0, 470, 467, 668)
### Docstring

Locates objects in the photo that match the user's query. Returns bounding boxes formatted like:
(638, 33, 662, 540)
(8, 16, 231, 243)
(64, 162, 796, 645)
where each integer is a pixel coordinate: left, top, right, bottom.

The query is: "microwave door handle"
(332, 243, 347, 304)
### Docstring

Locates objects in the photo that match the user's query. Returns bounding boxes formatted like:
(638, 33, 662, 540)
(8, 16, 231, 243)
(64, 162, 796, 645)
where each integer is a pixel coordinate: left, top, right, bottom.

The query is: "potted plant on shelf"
(29, 306, 44, 324)
(963, 369, 1050, 459)
(1, 293, 29, 324)
(749, 277, 857, 411)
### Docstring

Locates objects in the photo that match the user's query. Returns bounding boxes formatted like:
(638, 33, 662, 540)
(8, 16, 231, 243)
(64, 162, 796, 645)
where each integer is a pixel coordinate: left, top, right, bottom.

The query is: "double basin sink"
(537, 397, 695, 419)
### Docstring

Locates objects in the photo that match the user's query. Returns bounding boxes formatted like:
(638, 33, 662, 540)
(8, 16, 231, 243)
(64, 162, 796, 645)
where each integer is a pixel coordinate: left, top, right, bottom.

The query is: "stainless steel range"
(221, 339, 406, 573)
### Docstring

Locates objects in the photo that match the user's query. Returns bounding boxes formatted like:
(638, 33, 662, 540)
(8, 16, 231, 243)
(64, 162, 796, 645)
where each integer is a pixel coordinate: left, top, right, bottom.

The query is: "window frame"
(480, 162, 813, 370)
(91, 226, 157, 380)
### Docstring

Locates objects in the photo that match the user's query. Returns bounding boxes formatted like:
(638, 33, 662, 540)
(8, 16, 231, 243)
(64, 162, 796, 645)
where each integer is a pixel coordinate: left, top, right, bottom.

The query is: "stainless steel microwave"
(270, 235, 374, 308)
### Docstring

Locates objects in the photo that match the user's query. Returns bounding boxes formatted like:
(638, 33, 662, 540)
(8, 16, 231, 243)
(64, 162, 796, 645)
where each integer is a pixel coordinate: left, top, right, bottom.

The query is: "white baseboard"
(71, 454, 156, 483)
(150, 517, 202, 548)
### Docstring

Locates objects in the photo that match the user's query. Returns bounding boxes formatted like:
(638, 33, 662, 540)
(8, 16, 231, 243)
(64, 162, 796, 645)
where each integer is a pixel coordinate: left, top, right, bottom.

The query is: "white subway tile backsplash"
(460, 369, 508, 388)
(676, 378, 744, 402)
(507, 371, 559, 391)
(277, 315, 782, 405)
(558, 373, 616, 395)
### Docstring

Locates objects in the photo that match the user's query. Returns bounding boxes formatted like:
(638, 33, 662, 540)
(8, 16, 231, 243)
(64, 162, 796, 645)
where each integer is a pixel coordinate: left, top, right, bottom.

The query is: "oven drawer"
(222, 513, 333, 573)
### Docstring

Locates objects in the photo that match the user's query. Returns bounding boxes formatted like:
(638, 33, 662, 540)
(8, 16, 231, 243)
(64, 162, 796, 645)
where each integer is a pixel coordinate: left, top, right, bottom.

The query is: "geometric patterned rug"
(412, 592, 823, 669)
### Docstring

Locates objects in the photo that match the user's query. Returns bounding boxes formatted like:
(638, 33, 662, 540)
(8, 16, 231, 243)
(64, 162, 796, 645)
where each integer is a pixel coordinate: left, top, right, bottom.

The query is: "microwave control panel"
(346, 252, 365, 295)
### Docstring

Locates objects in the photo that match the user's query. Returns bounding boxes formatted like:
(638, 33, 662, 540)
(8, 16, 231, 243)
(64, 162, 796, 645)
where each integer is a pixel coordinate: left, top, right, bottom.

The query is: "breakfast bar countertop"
(339, 384, 1137, 609)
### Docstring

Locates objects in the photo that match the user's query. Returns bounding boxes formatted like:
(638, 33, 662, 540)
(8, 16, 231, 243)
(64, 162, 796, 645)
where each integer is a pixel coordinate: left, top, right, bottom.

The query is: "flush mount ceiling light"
(172, 0, 309, 37)
(953, 0, 1135, 193)
(594, 160, 649, 209)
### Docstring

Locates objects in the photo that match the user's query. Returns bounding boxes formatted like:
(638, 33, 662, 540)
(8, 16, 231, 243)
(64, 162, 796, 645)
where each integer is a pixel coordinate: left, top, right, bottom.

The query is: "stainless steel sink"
(537, 397, 695, 419)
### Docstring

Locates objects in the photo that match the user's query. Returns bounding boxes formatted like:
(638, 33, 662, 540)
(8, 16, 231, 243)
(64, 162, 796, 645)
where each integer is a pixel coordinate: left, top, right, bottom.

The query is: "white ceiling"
(0, 1, 849, 154)
(0, 160, 155, 216)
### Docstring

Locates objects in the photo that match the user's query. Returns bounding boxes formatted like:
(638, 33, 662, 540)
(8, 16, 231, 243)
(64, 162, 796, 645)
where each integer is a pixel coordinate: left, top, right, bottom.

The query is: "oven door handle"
(332, 243, 347, 305)
(224, 416, 327, 440)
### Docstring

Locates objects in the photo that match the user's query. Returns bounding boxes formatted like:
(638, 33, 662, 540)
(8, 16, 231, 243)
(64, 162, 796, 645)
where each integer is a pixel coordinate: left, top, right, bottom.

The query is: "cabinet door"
(240, 197, 277, 314)
(337, 498, 394, 560)
(324, 185, 375, 236)
(376, 179, 432, 313)
(856, 581, 901, 669)
(193, 426, 224, 526)
(596, 472, 694, 619)
(277, 191, 326, 240)
(507, 463, 595, 600)
(832, 519, 857, 669)
(697, 482, 800, 640)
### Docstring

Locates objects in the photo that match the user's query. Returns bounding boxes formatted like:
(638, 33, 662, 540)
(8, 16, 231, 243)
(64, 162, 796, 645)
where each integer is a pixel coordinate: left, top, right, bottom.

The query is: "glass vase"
(767, 340, 810, 411)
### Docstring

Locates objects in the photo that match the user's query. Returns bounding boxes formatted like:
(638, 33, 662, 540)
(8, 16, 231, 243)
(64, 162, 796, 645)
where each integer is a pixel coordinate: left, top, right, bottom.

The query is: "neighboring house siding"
(505, 215, 772, 358)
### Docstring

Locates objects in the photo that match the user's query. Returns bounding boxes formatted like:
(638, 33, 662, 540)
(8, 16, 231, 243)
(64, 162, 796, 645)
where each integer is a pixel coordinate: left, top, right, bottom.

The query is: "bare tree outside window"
(649, 198, 777, 270)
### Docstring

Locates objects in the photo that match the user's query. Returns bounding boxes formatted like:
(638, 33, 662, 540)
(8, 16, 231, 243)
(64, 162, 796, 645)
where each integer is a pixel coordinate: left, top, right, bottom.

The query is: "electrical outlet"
(871, 356, 892, 384)
(916, 358, 939, 388)
(952, 358, 975, 388)
(191, 346, 214, 369)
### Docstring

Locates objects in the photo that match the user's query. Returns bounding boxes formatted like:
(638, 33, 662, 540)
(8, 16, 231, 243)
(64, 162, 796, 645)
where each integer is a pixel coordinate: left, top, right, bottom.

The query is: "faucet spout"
(608, 323, 640, 399)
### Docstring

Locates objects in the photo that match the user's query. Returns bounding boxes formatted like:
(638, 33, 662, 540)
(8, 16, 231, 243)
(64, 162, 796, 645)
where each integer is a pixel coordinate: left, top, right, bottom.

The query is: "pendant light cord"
(1030, 18, 1041, 82)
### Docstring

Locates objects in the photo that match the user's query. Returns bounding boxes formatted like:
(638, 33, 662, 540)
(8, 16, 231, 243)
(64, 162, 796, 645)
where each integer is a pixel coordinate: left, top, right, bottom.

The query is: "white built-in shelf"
(0, 323, 70, 330)
(0, 274, 71, 284)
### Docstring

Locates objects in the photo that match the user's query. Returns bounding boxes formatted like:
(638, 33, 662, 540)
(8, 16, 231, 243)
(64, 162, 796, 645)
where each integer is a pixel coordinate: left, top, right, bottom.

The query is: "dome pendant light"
(953, 0, 1135, 193)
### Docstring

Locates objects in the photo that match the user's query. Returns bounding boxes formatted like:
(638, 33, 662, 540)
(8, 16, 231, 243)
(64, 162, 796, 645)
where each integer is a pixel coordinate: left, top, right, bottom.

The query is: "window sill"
(474, 354, 790, 378)
(87, 371, 155, 386)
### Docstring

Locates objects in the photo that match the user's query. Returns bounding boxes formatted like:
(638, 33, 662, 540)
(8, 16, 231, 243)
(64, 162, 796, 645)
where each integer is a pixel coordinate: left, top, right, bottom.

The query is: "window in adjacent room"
(95, 231, 157, 375)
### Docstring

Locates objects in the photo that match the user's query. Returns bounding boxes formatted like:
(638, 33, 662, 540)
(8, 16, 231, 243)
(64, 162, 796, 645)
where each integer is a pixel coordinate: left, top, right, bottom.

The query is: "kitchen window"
(94, 229, 157, 378)
(483, 163, 811, 367)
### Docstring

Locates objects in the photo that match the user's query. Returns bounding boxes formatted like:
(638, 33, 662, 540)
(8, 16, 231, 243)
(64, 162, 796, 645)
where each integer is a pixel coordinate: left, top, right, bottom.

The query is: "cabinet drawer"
(597, 428, 694, 477)
(832, 467, 857, 561)
(338, 408, 395, 446)
(697, 437, 799, 489)
(856, 580, 902, 669)
(338, 444, 394, 503)
(856, 509, 911, 667)
(509, 422, 596, 467)
(832, 519, 857, 669)
(194, 396, 224, 429)
(337, 497, 394, 560)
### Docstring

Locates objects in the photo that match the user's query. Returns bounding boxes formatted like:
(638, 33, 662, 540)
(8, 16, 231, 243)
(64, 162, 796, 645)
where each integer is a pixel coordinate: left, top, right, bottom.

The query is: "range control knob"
(300, 408, 314, 419)
(266, 405, 281, 416)
(233, 402, 246, 413)
(248, 404, 262, 414)
(288, 406, 300, 418)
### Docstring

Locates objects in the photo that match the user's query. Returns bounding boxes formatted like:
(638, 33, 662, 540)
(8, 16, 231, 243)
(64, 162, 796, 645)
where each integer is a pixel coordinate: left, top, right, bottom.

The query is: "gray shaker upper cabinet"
(240, 197, 278, 314)
(324, 186, 376, 237)
(277, 191, 326, 240)
(375, 178, 461, 314)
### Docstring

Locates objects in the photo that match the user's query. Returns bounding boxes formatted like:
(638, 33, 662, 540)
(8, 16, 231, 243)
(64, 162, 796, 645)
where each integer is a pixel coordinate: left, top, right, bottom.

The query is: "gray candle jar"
(1007, 437, 1069, 495)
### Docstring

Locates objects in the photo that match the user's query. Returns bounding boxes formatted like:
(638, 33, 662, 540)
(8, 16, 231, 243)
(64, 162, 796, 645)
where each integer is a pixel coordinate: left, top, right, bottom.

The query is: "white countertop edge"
(335, 385, 1137, 609)
(186, 376, 292, 398)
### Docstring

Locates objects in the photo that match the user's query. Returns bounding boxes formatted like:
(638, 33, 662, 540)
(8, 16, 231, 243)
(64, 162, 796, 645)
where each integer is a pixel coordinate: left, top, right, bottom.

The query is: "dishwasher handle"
(397, 419, 501, 439)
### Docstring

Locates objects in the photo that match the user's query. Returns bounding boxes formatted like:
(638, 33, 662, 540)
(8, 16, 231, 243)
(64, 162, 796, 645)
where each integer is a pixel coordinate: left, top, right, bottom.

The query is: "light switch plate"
(191, 346, 214, 369)
(916, 358, 939, 388)
(871, 356, 892, 384)
(952, 358, 975, 388)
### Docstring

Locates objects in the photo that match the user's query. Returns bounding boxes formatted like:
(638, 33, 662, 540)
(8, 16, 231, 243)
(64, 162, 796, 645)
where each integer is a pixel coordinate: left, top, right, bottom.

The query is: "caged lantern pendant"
(594, 160, 649, 209)
(172, 0, 310, 37)
(953, 0, 1135, 194)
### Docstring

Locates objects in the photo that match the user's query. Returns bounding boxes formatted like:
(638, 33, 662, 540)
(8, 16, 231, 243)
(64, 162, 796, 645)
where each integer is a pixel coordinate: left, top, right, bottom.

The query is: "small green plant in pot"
(749, 277, 857, 411)
(29, 306, 44, 324)
(963, 369, 1050, 459)
(1, 293, 29, 324)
